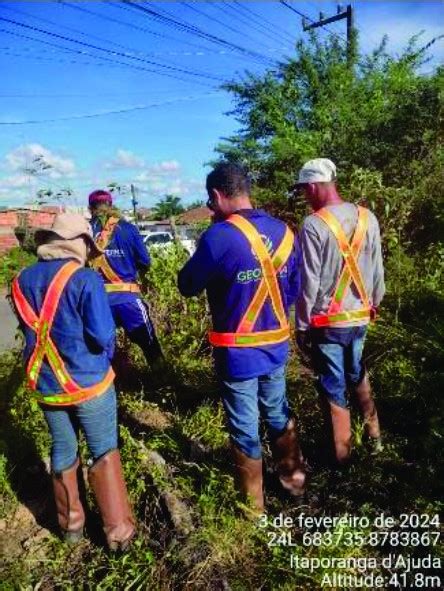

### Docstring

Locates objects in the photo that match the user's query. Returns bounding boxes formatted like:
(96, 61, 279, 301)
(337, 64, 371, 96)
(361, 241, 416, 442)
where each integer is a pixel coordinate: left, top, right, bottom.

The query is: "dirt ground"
(0, 291, 18, 352)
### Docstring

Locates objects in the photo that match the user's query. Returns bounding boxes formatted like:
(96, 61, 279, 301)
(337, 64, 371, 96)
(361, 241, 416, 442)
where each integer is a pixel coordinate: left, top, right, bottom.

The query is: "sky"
(0, 0, 443, 210)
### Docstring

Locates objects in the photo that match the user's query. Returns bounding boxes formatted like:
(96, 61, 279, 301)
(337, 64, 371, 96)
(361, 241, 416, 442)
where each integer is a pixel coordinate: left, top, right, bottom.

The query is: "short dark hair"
(206, 162, 251, 198)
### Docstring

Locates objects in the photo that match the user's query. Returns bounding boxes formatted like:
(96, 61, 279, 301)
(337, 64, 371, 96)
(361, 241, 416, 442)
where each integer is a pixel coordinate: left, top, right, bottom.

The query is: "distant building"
(176, 206, 212, 225)
(0, 206, 63, 253)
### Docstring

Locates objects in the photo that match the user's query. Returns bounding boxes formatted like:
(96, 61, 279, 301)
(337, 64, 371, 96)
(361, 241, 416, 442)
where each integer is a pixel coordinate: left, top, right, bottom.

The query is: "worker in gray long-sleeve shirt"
(294, 158, 385, 466)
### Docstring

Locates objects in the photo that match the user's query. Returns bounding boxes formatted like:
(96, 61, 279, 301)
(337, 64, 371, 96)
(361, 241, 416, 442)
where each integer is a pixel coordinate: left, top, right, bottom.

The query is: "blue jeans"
(41, 384, 118, 472)
(220, 364, 290, 459)
(311, 326, 367, 408)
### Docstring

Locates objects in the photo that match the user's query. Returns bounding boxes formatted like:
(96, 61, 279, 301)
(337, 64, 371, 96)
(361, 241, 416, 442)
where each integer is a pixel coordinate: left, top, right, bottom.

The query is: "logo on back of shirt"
(236, 233, 285, 284)
(251, 234, 273, 260)
(105, 248, 125, 257)
(237, 265, 288, 284)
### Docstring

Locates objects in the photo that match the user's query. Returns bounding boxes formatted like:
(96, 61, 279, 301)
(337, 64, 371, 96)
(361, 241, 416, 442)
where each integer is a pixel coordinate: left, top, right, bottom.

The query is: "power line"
(180, 1, 285, 52)
(229, 1, 295, 46)
(209, 1, 291, 49)
(0, 48, 127, 71)
(0, 93, 224, 125)
(0, 16, 226, 82)
(121, 0, 277, 67)
(0, 87, 208, 98)
(302, 4, 354, 66)
(279, 0, 346, 43)
(59, 1, 241, 58)
(1, 2, 203, 72)
(0, 26, 217, 88)
(306, 0, 349, 38)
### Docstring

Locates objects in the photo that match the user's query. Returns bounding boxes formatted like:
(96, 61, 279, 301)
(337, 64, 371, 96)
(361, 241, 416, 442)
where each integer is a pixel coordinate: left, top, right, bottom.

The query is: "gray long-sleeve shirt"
(295, 203, 385, 330)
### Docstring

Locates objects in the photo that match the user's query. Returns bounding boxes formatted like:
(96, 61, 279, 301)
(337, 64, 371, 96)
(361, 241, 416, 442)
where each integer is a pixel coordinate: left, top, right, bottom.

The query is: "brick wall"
(0, 209, 58, 254)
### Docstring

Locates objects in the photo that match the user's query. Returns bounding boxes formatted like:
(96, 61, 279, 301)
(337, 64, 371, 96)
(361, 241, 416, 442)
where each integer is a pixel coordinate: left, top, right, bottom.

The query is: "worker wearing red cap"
(88, 190, 163, 367)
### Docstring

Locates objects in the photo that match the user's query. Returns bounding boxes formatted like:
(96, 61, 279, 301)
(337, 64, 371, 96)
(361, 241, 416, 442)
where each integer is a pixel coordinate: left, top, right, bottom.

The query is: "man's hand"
(370, 306, 378, 321)
(296, 330, 312, 366)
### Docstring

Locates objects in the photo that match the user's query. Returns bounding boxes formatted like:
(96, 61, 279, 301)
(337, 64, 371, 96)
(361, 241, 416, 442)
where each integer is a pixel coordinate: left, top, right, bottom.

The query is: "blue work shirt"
(178, 209, 299, 380)
(90, 217, 150, 305)
(14, 259, 115, 396)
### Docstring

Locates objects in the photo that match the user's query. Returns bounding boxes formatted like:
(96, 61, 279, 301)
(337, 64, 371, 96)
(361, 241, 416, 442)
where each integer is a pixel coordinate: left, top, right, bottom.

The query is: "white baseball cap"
(296, 158, 337, 184)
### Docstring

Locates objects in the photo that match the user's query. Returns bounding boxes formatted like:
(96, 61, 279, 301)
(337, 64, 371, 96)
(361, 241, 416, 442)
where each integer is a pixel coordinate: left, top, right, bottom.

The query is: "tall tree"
(215, 31, 443, 245)
(152, 194, 185, 219)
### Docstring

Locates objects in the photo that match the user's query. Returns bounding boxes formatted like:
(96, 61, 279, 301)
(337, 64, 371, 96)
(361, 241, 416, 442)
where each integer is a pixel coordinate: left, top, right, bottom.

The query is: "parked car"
(143, 231, 195, 255)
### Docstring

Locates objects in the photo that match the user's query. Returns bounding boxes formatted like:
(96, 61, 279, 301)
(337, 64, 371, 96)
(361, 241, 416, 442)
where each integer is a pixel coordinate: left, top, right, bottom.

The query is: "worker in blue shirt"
(11, 213, 135, 551)
(88, 189, 163, 367)
(178, 162, 306, 515)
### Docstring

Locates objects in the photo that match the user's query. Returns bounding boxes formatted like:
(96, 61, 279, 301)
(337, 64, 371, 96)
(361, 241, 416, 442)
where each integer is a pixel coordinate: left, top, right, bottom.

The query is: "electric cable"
(0, 93, 224, 125)
(0, 27, 218, 88)
(220, 1, 294, 47)
(279, 0, 346, 43)
(0, 16, 226, 82)
(121, 0, 277, 67)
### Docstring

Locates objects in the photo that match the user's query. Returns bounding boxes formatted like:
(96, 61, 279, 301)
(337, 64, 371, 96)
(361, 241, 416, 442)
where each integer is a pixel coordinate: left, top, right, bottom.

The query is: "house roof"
(176, 206, 212, 224)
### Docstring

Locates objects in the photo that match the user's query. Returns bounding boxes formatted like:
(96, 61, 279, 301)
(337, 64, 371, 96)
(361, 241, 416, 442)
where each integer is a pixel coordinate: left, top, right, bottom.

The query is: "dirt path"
(0, 291, 17, 352)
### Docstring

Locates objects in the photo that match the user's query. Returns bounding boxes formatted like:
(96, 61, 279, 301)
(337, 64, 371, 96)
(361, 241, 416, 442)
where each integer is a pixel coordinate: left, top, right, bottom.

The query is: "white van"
(144, 232, 195, 255)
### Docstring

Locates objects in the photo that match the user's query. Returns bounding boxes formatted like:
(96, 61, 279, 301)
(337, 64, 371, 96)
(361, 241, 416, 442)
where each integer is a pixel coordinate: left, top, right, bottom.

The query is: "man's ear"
(212, 188, 223, 202)
(306, 183, 316, 197)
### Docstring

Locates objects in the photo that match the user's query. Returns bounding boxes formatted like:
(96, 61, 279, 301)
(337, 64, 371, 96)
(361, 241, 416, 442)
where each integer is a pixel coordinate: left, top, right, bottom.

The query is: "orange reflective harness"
(208, 214, 293, 347)
(310, 206, 371, 328)
(90, 216, 140, 293)
(12, 261, 114, 406)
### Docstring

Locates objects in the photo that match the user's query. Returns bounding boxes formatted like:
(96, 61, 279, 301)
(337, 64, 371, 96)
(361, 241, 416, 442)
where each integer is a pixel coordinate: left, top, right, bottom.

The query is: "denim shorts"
(41, 384, 118, 472)
(219, 364, 290, 459)
(311, 325, 367, 408)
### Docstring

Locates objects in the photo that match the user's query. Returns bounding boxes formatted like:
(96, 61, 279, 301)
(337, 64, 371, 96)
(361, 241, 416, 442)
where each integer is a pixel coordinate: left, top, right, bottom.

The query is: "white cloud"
(4, 143, 76, 179)
(134, 160, 181, 182)
(150, 160, 181, 173)
(135, 174, 203, 201)
(0, 174, 30, 189)
(104, 149, 145, 170)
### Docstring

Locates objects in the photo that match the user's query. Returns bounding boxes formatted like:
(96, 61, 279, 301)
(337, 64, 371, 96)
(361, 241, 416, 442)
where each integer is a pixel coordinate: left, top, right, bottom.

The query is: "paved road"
(0, 292, 18, 352)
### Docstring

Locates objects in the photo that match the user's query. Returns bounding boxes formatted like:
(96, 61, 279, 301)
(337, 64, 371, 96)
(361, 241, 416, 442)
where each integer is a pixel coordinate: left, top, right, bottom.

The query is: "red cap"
(88, 190, 112, 206)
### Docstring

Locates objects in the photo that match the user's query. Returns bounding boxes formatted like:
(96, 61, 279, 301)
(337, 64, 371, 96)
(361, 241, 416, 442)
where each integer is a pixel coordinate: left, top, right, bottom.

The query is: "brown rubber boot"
(271, 419, 306, 496)
(52, 457, 85, 544)
(231, 444, 265, 516)
(328, 401, 352, 464)
(354, 373, 381, 439)
(88, 449, 136, 551)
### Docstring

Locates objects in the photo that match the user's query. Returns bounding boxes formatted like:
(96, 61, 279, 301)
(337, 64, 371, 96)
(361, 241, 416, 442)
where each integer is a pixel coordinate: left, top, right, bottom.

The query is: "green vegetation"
(1, 30, 443, 590)
(152, 194, 185, 219)
(0, 247, 36, 289)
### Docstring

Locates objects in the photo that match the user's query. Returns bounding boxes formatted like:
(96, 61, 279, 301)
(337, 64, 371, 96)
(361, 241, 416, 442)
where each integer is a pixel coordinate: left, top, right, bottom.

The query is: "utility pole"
(303, 4, 354, 66)
(130, 183, 138, 221)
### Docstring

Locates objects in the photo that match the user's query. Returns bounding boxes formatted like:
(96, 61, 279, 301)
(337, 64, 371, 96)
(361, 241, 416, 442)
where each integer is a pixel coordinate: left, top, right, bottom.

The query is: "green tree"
(186, 199, 205, 210)
(152, 194, 185, 219)
(215, 31, 443, 246)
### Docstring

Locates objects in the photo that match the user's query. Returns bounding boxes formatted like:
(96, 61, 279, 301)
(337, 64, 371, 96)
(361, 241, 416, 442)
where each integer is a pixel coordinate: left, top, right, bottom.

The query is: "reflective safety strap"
(12, 261, 81, 392)
(11, 275, 40, 330)
(105, 283, 140, 293)
(91, 217, 125, 284)
(27, 262, 80, 391)
(328, 206, 369, 314)
(237, 225, 294, 332)
(227, 214, 288, 331)
(12, 263, 115, 404)
(315, 207, 370, 311)
(311, 308, 371, 328)
(33, 366, 115, 406)
(94, 216, 119, 250)
(91, 253, 124, 284)
(209, 326, 290, 348)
